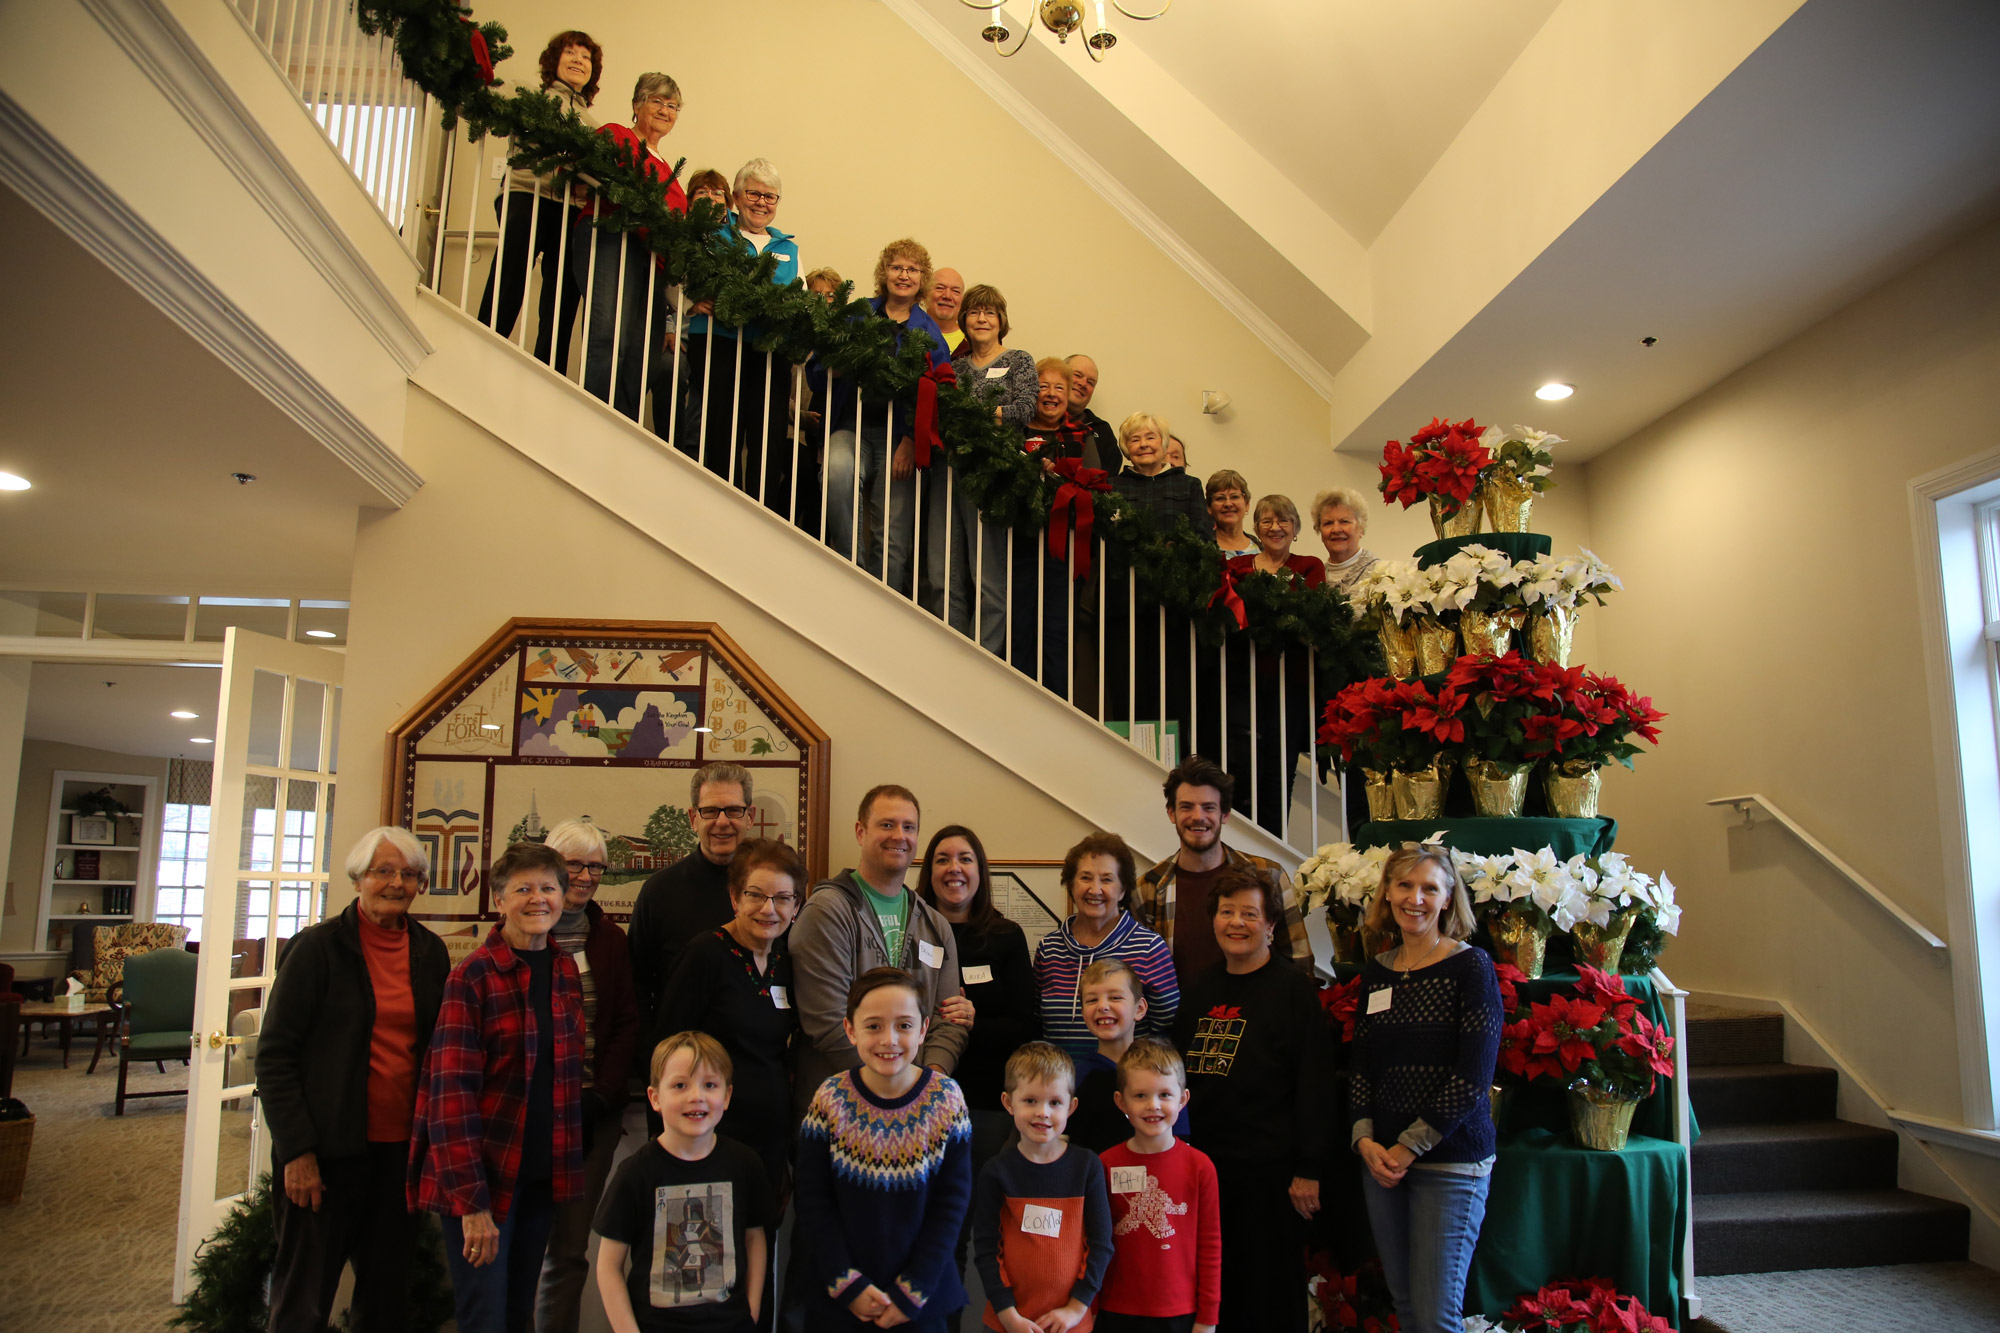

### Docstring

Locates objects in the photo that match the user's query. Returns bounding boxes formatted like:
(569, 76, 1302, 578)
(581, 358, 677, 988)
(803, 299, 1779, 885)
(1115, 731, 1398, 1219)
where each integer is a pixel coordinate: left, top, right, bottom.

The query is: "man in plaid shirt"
(1132, 756, 1312, 988)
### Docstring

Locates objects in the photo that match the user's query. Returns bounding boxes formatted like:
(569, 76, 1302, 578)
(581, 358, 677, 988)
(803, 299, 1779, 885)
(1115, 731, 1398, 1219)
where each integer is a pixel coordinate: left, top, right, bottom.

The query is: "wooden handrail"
(1707, 793, 1948, 952)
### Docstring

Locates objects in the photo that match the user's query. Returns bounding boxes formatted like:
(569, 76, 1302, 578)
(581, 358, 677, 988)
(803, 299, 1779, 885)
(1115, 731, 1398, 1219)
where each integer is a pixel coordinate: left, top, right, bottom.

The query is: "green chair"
(116, 947, 196, 1116)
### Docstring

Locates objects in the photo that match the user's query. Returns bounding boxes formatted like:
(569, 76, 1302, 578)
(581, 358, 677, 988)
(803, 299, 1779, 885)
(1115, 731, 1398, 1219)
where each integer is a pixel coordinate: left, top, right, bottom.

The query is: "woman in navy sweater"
(1349, 845, 1504, 1333)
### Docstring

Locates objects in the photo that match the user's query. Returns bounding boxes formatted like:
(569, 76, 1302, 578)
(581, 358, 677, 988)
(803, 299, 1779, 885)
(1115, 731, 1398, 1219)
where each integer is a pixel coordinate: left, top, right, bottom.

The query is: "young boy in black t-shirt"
(595, 1032, 777, 1332)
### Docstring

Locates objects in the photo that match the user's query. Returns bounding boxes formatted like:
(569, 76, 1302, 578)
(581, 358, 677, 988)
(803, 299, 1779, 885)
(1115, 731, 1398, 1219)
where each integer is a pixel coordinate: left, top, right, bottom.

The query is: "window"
(154, 801, 211, 942)
(246, 806, 319, 942)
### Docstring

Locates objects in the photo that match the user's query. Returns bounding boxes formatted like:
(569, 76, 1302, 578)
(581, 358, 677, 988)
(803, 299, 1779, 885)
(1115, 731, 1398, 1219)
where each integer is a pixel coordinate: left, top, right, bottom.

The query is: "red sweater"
(1097, 1140, 1221, 1323)
(577, 122, 689, 223)
(1225, 550, 1326, 589)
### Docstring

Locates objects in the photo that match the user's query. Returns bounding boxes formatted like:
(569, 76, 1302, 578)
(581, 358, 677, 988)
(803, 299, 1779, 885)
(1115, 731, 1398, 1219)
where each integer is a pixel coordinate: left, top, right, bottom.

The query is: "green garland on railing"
(363, 0, 1376, 678)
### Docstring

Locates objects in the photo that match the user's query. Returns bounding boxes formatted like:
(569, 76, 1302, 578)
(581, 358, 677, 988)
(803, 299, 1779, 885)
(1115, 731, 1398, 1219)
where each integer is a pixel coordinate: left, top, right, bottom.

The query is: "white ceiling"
(26, 662, 222, 761)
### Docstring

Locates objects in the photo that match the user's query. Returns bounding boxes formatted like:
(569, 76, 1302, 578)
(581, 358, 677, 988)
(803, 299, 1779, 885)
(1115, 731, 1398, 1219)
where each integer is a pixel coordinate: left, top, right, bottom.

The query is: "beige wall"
(1583, 217, 2000, 1130)
(3, 739, 169, 953)
(328, 387, 1097, 912)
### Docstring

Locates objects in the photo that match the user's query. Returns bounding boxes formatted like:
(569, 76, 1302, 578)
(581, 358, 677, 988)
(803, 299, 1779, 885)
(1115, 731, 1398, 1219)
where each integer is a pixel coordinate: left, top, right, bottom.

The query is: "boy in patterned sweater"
(1096, 1039, 1220, 1333)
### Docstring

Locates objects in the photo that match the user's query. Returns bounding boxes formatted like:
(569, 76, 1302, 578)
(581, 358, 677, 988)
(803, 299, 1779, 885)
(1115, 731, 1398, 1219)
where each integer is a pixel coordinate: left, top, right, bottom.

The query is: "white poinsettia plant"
(1589, 851, 1681, 935)
(1346, 560, 1430, 626)
(1451, 846, 1594, 932)
(1518, 548, 1622, 612)
(1431, 544, 1530, 615)
(1480, 424, 1562, 494)
(1297, 841, 1395, 927)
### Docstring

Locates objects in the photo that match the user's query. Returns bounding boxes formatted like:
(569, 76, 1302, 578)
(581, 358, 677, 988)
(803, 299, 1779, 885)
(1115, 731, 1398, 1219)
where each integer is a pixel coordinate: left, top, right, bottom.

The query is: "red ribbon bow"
(1046, 458, 1111, 580)
(463, 19, 497, 86)
(1208, 563, 1248, 630)
(912, 360, 957, 468)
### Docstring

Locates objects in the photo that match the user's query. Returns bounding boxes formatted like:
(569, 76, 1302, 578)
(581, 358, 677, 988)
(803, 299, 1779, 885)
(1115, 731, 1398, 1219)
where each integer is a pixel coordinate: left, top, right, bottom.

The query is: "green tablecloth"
(1356, 816, 1618, 860)
(1415, 532, 1553, 568)
(1464, 1130, 1687, 1326)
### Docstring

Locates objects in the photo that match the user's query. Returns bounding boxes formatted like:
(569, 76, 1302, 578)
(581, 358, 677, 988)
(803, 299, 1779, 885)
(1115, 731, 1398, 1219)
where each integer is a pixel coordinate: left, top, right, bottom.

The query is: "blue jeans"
(570, 219, 665, 422)
(1362, 1166, 1491, 1333)
(823, 420, 917, 595)
(444, 1180, 558, 1333)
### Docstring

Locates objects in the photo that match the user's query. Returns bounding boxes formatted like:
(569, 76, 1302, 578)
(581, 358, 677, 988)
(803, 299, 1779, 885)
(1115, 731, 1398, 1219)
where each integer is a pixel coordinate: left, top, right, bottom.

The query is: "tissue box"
(63, 991, 85, 1013)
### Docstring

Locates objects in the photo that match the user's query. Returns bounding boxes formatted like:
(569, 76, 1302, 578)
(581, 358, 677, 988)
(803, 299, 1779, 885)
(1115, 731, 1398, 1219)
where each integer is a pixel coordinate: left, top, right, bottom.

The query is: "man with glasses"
(629, 762, 758, 1058)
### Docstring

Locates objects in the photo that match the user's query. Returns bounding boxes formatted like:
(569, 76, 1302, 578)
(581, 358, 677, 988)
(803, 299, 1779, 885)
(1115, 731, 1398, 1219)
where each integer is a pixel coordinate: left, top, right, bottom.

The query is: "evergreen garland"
(169, 1175, 455, 1332)
(360, 0, 1369, 665)
(1622, 911, 1670, 975)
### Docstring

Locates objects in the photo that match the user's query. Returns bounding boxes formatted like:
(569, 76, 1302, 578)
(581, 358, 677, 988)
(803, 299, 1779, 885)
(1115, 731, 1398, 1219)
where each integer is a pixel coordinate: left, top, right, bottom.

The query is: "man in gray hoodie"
(788, 782, 967, 1113)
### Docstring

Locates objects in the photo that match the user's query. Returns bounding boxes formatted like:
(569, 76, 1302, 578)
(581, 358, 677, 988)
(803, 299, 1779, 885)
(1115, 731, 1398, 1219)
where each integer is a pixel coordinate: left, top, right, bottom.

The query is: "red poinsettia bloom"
(1408, 417, 1456, 447)
(1574, 966, 1638, 1021)
(1321, 977, 1363, 1042)
(1378, 441, 1425, 507)
(1494, 961, 1529, 1014)
(1528, 995, 1607, 1073)
(1522, 714, 1587, 755)
(1497, 1016, 1544, 1079)
(1616, 1011, 1679, 1086)
(1404, 685, 1467, 744)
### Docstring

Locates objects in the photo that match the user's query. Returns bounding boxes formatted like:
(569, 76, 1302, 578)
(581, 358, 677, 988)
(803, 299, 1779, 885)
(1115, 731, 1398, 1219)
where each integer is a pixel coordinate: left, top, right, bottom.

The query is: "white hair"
(544, 818, 608, 861)
(344, 826, 429, 884)
(1312, 486, 1373, 534)
(733, 158, 781, 196)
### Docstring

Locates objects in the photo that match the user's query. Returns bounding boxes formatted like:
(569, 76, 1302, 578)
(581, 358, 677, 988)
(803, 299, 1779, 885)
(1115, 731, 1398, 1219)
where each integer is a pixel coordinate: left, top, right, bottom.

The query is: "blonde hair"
(1080, 958, 1142, 999)
(1116, 1036, 1186, 1093)
(1003, 1040, 1077, 1096)
(1118, 412, 1171, 452)
(803, 266, 843, 291)
(1312, 487, 1372, 534)
(1034, 356, 1072, 385)
(1362, 845, 1477, 942)
(872, 238, 933, 302)
(650, 1030, 734, 1086)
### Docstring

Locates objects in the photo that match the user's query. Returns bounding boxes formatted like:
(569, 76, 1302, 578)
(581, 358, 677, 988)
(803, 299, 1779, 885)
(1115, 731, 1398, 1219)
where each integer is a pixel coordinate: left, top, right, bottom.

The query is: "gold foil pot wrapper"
(1466, 758, 1532, 818)
(1488, 908, 1552, 979)
(1361, 767, 1396, 822)
(1527, 604, 1576, 667)
(1489, 1083, 1513, 1130)
(1379, 618, 1420, 680)
(1485, 472, 1536, 533)
(1391, 754, 1452, 820)
(1461, 606, 1526, 659)
(1573, 909, 1637, 973)
(1330, 924, 1365, 968)
(1568, 1084, 1641, 1151)
(1414, 615, 1459, 676)
(1429, 487, 1485, 539)
(1544, 758, 1603, 819)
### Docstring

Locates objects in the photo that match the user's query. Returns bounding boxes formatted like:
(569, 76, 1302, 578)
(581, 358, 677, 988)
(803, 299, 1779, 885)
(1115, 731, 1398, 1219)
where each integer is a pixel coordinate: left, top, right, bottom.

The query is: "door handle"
(207, 1031, 247, 1049)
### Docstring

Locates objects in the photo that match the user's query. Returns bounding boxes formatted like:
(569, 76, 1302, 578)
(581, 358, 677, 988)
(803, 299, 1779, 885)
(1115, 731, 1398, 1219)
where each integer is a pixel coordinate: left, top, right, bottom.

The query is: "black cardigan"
(945, 916, 1040, 1112)
(257, 902, 450, 1168)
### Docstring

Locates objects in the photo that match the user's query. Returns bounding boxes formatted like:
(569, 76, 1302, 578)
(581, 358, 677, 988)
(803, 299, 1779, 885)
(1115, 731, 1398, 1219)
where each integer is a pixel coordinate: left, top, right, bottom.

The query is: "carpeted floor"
(1, 1038, 194, 1332)
(1696, 1262, 2000, 1331)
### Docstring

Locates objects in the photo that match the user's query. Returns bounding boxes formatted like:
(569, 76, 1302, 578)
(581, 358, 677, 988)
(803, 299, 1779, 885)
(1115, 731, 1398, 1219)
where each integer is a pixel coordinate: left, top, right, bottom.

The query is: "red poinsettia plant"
(1443, 653, 1667, 769)
(1496, 966, 1676, 1100)
(1321, 975, 1365, 1043)
(1379, 417, 1493, 518)
(1549, 671, 1667, 770)
(1307, 1253, 1400, 1332)
(1317, 676, 1465, 771)
(1495, 1276, 1673, 1333)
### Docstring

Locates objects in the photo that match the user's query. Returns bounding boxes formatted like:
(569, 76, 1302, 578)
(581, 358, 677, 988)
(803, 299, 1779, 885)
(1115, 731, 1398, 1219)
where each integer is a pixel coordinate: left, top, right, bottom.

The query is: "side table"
(18, 1001, 117, 1072)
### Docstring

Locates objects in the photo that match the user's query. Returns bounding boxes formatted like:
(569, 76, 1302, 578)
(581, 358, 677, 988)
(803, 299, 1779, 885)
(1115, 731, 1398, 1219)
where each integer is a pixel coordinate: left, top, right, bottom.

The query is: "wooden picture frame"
(69, 815, 115, 846)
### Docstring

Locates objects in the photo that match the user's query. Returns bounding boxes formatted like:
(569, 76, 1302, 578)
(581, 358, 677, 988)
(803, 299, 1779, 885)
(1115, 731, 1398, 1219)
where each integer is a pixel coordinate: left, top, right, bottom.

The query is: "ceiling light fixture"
(1535, 382, 1575, 401)
(961, 0, 1172, 62)
(305, 629, 338, 639)
(190, 737, 214, 744)
(0, 472, 30, 491)
(170, 710, 199, 719)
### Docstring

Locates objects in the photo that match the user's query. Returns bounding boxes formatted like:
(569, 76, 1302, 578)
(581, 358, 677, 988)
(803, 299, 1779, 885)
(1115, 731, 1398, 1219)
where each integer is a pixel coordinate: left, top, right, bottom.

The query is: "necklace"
(1396, 934, 1449, 979)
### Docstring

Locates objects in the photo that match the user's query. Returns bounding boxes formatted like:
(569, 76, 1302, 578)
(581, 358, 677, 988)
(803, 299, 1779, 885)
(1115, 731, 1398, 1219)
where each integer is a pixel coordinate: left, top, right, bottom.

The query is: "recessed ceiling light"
(190, 737, 213, 744)
(0, 472, 29, 491)
(305, 629, 338, 639)
(1535, 382, 1574, 401)
(170, 710, 199, 719)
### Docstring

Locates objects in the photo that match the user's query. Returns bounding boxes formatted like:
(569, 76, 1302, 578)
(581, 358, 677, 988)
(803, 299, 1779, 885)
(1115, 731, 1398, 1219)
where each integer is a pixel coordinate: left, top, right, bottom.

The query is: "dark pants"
(445, 1178, 559, 1333)
(679, 333, 795, 518)
(268, 1142, 415, 1333)
(1210, 1156, 1306, 1333)
(475, 190, 584, 372)
(534, 1101, 626, 1333)
(1223, 644, 1314, 837)
(571, 219, 667, 422)
(947, 1107, 1017, 1325)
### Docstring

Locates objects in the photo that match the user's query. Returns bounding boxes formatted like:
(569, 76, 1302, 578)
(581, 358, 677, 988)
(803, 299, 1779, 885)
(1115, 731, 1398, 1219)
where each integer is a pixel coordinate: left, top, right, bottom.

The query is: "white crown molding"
(879, 0, 1339, 403)
(81, 0, 431, 373)
(0, 90, 424, 507)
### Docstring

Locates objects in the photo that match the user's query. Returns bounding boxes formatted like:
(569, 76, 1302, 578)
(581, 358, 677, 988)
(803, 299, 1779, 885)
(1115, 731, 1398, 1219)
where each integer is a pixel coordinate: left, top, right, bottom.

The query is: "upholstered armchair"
(81, 922, 191, 1005)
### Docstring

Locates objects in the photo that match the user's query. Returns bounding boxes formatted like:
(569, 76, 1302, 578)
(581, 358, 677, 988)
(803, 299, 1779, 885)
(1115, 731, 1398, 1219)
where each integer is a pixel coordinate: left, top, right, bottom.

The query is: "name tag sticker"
(573, 953, 592, 974)
(1020, 1204, 1063, 1237)
(770, 985, 790, 1009)
(1367, 988, 1393, 1015)
(917, 939, 941, 969)
(1109, 1166, 1147, 1195)
(961, 964, 994, 986)
(986, 366, 1009, 378)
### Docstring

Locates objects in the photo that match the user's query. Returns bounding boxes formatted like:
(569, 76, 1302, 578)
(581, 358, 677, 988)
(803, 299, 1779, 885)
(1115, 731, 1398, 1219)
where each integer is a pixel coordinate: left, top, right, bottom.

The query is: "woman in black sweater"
(1350, 844, 1502, 1333)
(1174, 864, 1333, 1333)
(1104, 410, 1214, 741)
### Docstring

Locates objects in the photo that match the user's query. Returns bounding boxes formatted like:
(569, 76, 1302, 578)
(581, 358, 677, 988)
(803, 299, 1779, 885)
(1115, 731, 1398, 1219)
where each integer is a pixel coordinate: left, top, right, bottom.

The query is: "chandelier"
(959, 0, 1173, 61)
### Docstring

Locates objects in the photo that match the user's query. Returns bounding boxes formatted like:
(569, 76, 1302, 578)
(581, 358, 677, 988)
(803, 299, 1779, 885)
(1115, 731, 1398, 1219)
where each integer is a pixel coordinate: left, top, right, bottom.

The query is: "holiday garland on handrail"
(361, 0, 1373, 671)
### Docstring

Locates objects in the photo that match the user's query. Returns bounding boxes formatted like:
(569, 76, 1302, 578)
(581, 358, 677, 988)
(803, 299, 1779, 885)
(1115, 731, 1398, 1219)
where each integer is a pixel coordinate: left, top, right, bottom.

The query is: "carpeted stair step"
(1689, 1062, 1836, 1126)
(1694, 1188, 1970, 1275)
(1691, 1121, 1900, 1194)
(1684, 1004, 1784, 1067)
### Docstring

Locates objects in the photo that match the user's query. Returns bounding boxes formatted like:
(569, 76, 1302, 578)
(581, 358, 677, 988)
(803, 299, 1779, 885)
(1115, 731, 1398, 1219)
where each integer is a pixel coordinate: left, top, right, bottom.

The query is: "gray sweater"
(951, 347, 1039, 430)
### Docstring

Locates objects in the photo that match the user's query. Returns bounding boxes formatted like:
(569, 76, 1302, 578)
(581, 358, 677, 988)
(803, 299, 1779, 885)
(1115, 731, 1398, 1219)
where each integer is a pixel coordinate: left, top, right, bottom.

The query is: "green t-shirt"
(852, 871, 909, 964)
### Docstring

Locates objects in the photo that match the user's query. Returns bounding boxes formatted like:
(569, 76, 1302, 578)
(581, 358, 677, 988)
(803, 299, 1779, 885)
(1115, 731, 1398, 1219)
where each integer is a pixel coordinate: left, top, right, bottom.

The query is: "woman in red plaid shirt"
(409, 843, 586, 1333)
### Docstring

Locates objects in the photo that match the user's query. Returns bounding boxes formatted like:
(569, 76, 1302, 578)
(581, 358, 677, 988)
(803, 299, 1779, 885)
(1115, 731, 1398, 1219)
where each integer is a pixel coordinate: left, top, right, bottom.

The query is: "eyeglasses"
(642, 96, 681, 111)
(739, 889, 798, 911)
(695, 804, 750, 820)
(886, 264, 923, 277)
(366, 865, 424, 884)
(564, 859, 608, 877)
(741, 189, 779, 205)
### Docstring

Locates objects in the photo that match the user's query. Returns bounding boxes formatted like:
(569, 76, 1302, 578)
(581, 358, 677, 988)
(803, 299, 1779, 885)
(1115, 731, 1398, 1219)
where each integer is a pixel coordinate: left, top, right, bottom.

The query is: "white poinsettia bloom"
(1548, 883, 1590, 932)
(1464, 1317, 1497, 1333)
(1580, 895, 1617, 928)
(1510, 426, 1565, 453)
(1478, 425, 1507, 453)
(1656, 899, 1682, 935)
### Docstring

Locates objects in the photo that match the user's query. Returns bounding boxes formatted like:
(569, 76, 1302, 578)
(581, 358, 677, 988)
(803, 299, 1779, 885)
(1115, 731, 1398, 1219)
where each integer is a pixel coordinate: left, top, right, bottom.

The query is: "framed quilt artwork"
(386, 620, 830, 931)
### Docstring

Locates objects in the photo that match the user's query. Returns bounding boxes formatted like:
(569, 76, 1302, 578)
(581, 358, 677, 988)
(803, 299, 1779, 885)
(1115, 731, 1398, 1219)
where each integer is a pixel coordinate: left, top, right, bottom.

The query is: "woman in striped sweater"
(1033, 832, 1179, 1057)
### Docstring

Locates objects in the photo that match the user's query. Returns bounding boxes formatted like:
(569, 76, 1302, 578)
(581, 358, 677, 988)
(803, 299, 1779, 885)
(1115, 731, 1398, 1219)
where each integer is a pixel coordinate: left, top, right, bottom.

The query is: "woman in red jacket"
(410, 843, 584, 1333)
(1224, 495, 1325, 836)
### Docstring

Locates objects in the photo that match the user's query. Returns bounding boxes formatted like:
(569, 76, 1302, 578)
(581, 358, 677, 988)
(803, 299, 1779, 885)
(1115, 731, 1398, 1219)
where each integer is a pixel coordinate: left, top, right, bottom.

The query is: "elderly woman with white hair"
(677, 158, 805, 518)
(1225, 494, 1325, 835)
(258, 826, 452, 1333)
(1314, 486, 1380, 596)
(532, 820, 639, 1333)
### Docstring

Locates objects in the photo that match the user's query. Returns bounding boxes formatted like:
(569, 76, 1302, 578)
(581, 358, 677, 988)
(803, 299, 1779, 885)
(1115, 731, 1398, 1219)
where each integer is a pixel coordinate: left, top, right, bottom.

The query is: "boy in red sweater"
(1097, 1038, 1220, 1333)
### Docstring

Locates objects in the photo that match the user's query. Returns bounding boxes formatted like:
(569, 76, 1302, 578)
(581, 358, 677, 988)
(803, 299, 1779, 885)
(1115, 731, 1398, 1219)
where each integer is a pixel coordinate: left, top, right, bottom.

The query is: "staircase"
(1687, 1004, 1969, 1274)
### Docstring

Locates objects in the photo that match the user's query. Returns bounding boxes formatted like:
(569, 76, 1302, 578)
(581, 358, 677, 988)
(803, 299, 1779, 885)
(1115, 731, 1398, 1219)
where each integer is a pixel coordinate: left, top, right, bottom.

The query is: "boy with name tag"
(1097, 1039, 1219, 1333)
(1067, 960, 1190, 1153)
(974, 1042, 1114, 1333)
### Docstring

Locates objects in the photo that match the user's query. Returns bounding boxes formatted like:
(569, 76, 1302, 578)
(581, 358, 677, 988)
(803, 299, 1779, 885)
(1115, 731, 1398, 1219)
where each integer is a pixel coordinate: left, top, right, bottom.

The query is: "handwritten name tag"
(917, 939, 941, 969)
(770, 985, 790, 1009)
(986, 366, 1010, 378)
(1020, 1204, 1063, 1237)
(961, 964, 994, 985)
(1109, 1166, 1147, 1195)
(1367, 988, 1393, 1015)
